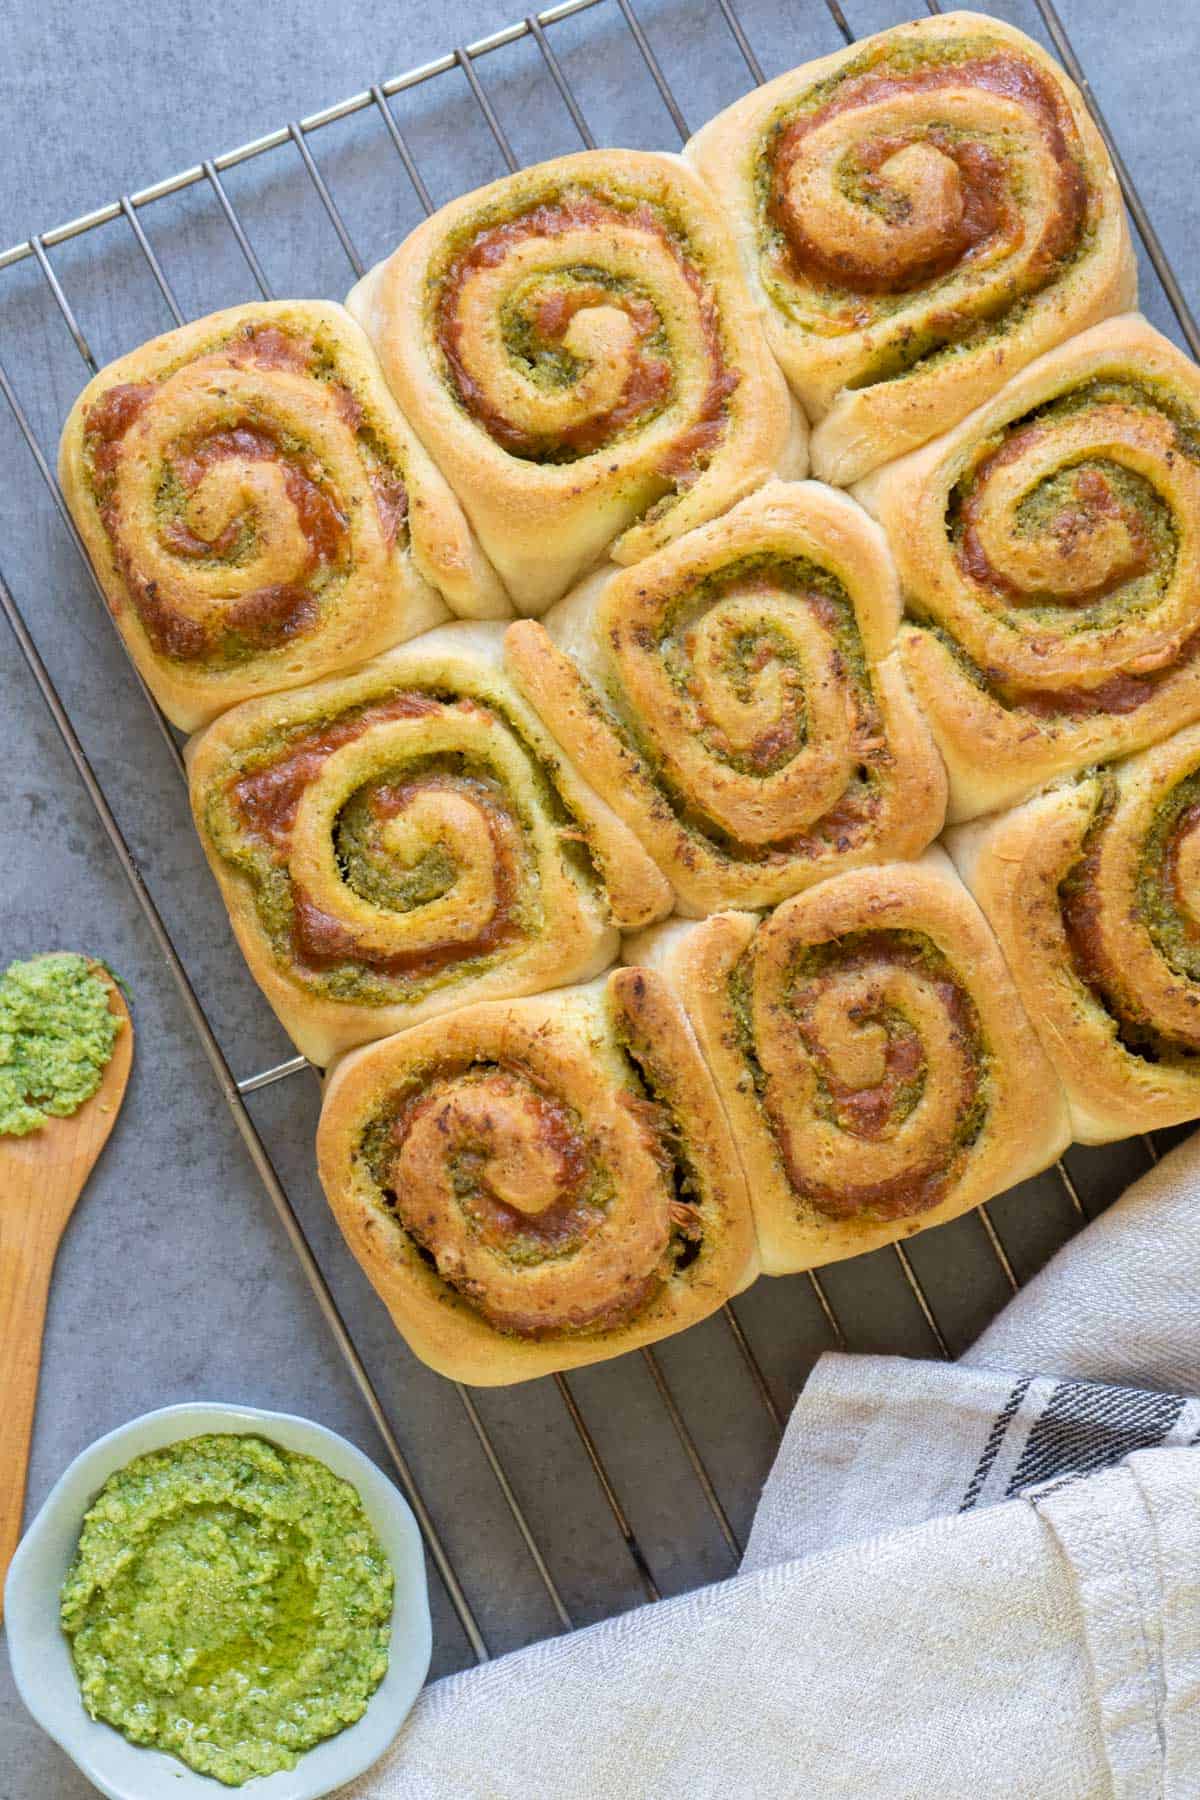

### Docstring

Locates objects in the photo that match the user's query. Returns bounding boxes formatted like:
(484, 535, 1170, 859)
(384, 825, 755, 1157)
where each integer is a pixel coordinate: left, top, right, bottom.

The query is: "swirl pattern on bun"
(316, 971, 757, 1381)
(856, 316, 1200, 821)
(505, 481, 946, 912)
(686, 11, 1134, 485)
(949, 721, 1200, 1142)
(347, 149, 803, 614)
(629, 852, 1069, 1273)
(188, 623, 672, 1065)
(59, 302, 507, 729)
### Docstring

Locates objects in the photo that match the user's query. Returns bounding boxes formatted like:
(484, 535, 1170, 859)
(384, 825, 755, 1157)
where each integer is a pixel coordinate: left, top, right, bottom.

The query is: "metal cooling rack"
(1, 0, 1195, 1670)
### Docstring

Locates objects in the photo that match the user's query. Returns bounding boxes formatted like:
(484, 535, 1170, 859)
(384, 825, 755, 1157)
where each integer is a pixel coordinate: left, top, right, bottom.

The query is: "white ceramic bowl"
(5, 1401, 432, 1799)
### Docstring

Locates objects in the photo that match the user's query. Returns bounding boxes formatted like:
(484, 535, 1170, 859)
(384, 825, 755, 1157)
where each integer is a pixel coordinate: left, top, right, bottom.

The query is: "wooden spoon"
(0, 965, 133, 1616)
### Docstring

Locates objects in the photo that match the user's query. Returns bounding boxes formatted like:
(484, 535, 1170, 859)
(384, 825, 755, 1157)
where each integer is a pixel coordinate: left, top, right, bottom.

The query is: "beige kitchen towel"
(344, 1133, 1200, 1800)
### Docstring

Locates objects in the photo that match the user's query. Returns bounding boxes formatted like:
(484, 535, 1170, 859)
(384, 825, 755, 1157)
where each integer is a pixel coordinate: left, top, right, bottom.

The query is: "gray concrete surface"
(1, 2, 1197, 1793)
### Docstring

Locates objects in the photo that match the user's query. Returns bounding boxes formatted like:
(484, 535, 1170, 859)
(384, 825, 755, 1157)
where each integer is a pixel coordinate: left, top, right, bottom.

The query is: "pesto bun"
(187, 622, 671, 1067)
(627, 851, 1070, 1275)
(949, 722, 1200, 1143)
(856, 316, 1200, 821)
(58, 300, 506, 732)
(686, 10, 1134, 485)
(505, 481, 946, 915)
(315, 971, 757, 1382)
(346, 149, 805, 615)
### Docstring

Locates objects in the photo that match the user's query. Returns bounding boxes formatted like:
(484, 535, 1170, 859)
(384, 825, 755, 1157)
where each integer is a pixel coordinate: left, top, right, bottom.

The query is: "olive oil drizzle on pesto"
(60, 1433, 393, 1788)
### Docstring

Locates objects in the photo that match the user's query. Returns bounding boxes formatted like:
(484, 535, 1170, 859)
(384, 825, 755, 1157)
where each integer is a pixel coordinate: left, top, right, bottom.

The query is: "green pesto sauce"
(60, 1434, 393, 1787)
(753, 30, 1095, 374)
(0, 953, 121, 1137)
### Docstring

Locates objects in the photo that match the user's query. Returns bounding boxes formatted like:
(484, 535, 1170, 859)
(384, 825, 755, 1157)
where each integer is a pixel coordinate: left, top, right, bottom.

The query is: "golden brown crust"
(504, 481, 947, 914)
(315, 973, 757, 1383)
(686, 11, 1135, 485)
(187, 622, 671, 1066)
(855, 315, 1200, 822)
(58, 300, 508, 731)
(346, 149, 803, 615)
(628, 850, 1069, 1275)
(948, 724, 1200, 1143)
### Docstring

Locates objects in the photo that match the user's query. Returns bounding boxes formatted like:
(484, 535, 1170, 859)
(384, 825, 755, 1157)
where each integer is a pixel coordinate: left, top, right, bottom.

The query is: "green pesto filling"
(1013, 375, 1200, 462)
(358, 1038, 700, 1312)
(60, 1433, 392, 1787)
(500, 264, 671, 397)
(1136, 768, 1200, 983)
(333, 767, 476, 915)
(1058, 781, 1200, 1064)
(753, 31, 1094, 377)
(86, 321, 408, 671)
(603, 552, 879, 864)
(948, 461, 1177, 634)
(0, 953, 121, 1137)
(429, 179, 717, 494)
(728, 928, 990, 1216)
(360, 1064, 615, 1270)
(205, 690, 602, 1008)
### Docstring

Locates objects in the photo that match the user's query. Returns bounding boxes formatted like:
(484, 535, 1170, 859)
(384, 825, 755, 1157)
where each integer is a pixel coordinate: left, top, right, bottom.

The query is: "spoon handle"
(0, 1194, 62, 1617)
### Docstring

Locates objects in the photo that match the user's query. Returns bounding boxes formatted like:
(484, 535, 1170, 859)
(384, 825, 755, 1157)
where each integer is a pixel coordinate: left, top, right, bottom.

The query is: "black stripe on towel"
(959, 1374, 1035, 1513)
(1006, 1381, 1186, 1496)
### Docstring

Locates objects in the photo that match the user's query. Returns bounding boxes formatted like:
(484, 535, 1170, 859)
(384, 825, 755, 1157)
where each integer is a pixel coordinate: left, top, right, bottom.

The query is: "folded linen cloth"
(345, 1135, 1200, 1800)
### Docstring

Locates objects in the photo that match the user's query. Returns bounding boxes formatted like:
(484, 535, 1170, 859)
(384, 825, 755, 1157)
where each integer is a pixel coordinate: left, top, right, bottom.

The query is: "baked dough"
(628, 849, 1070, 1275)
(188, 621, 672, 1065)
(505, 480, 946, 913)
(856, 316, 1200, 821)
(59, 301, 507, 730)
(347, 149, 805, 614)
(948, 722, 1200, 1143)
(686, 10, 1134, 485)
(316, 971, 757, 1382)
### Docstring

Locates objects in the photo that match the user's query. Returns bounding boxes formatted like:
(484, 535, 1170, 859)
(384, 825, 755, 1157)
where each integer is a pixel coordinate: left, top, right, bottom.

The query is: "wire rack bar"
(205, 160, 275, 299)
(554, 1372, 661, 1602)
(722, 1301, 784, 1433)
(12, 181, 638, 1652)
(615, 0, 690, 138)
(119, 197, 185, 326)
(288, 123, 367, 278)
(2, 0, 1191, 1661)
(1030, 0, 1200, 359)
(371, 85, 436, 214)
(0, 0, 609, 273)
(6, 0, 759, 1610)
(237, 1054, 312, 1094)
(31, 238, 96, 372)
(0, 563, 490, 1663)
(527, 13, 598, 146)
(455, 47, 521, 172)
(642, 1348, 740, 1560)
(716, 0, 765, 85)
